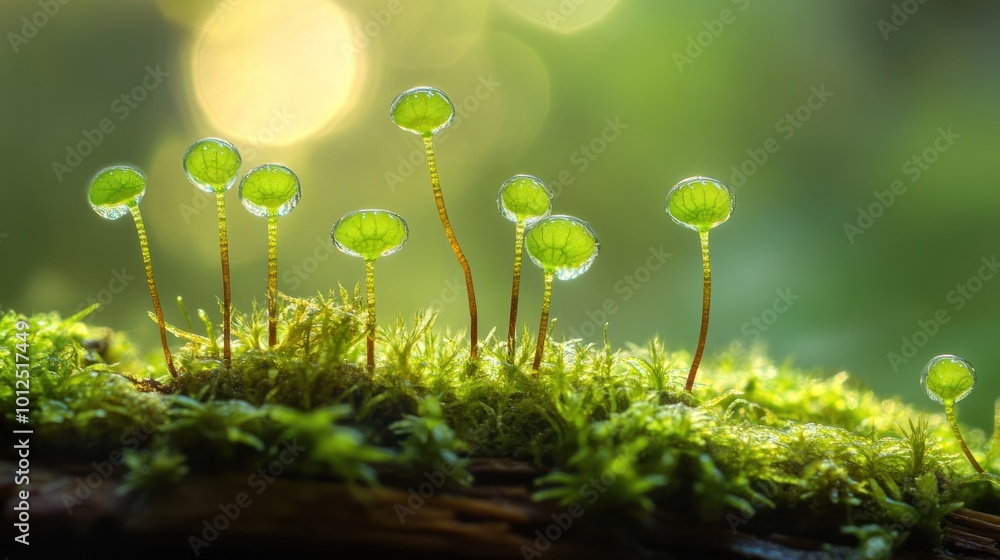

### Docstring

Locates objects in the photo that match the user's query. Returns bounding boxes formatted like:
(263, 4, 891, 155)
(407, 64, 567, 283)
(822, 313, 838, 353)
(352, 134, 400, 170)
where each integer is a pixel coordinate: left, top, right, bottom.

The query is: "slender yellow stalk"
(685, 230, 712, 392)
(507, 220, 526, 362)
(267, 214, 278, 347)
(532, 272, 554, 375)
(215, 190, 231, 367)
(365, 259, 377, 372)
(422, 135, 478, 360)
(945, 401, 984, 473)
(129, 205, 176, 377)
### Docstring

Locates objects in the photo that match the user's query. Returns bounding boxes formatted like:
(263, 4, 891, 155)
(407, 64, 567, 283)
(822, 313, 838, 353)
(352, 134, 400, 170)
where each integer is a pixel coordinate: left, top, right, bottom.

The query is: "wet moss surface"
(2, 295, 999, 557)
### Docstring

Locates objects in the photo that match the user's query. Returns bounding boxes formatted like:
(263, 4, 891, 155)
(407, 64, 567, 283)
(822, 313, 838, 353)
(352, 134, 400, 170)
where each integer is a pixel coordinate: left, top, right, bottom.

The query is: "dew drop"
(666, 176, 735, 232)
(390, 86, 455, 137)
(922, 354, 976, 404)
(498, 174, 552, 224)
(331, 209, 409, 261)
(525, 215, 600, 280)
(238, 164, 301, 217)
(88, 165, 147, 220)
(183, 137, 242, 193)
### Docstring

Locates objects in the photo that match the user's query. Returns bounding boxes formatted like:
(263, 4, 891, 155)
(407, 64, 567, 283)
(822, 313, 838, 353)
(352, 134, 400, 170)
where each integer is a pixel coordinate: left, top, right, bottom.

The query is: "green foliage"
(183, 138, 242, 193)
(88, 165, 146, 220)
(922, 354, 976, 404)
(390, 86, 455, 136)
(666, 176, 735, 232)
(525, 215, 600, 280)
(498, 174, 552, 224)
(2, 300, 997, 556)
(121, 445, 189, 493)
(390, 396, 471, 485)
(238, 163, 302, 217)
(332, 209, 408, 261)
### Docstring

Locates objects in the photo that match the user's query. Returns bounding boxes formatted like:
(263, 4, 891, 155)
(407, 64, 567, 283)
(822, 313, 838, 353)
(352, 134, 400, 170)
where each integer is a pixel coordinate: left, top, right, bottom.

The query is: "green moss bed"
(3, 293, 1000, 558)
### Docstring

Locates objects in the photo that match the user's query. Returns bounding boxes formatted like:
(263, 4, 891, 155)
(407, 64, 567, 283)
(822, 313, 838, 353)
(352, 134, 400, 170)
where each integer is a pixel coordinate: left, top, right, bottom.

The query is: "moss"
(2, 295, 998, 556)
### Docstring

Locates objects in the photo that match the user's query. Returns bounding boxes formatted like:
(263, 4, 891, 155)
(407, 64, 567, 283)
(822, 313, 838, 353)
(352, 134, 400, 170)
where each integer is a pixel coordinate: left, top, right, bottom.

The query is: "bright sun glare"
(188, 0, 361, 145)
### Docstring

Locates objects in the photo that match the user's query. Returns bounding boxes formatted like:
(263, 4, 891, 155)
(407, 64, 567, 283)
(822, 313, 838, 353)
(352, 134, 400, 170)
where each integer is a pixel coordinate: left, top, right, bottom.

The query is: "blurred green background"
(2, 0, 999, 427)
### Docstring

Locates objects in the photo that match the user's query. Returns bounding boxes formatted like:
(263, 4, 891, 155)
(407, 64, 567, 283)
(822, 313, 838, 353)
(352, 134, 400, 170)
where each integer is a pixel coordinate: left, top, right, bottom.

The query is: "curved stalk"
(945, 401, 984, 473)
(422, 135, 478, 360)
(129, 205, 176, 377)
(685, 230, 712, 392)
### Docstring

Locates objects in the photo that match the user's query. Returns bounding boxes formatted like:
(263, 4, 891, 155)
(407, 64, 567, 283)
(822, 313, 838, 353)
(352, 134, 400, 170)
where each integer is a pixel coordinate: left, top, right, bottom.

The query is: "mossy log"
(3, 457, 996, 558)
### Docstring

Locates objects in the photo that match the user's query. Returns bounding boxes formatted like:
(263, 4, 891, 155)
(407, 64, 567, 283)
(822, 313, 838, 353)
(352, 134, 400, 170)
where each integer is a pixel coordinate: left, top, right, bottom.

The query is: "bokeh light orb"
(189, 0, 361, 145)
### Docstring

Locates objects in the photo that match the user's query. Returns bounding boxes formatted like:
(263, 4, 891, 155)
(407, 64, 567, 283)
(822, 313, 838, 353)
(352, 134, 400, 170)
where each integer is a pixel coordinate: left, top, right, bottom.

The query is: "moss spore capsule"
(666, 175, 734, 392)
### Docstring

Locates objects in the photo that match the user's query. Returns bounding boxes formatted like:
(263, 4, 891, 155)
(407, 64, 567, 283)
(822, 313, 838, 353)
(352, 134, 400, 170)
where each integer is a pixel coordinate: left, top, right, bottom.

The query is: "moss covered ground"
(3, 291, 999, 557)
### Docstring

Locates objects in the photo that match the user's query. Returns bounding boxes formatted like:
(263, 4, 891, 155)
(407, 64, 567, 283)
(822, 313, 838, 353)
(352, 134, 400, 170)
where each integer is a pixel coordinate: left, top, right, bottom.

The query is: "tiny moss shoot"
(88, 165, 177, 377)
(921, 354, 984, 473)
(666, 176, 734, 392)
(525, 215, 600, 374)
(498, 174, 553, 363)
(238, 164, 301, 347)
(183, 138, 242, 368)
(390, 86, 478, 361)
(331, 209, 408, 372)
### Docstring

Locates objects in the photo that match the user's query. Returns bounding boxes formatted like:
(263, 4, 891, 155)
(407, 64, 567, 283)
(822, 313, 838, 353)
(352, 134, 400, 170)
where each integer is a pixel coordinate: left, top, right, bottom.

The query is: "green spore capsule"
(88, 165, 176, 377)
(666, 176, 735, 393)
(238, 163, 301, 347)
(332, 209, 408, 372)
(525, 215, 599, 373)
(183, 137, 241, 368)
(498, 174, 553, 363)
(922, 354, 983, 473)
(390, 86, 455, 137)
(390, 86, 478, 360)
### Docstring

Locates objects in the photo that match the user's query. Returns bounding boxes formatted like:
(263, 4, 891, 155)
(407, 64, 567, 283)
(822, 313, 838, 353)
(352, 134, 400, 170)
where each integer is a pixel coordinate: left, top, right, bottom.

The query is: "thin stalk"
(129, 205, 177, 377)
(267, 214, 278, 347)
(365, 259, 376, 372)
(422, 135, 478, 360)
(532, 272, 554, 375)
(685, 230, 712, 392)
(945, 401, 984, 473)
(507, 220, 526, 362)
(216, 190, 232, 368)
